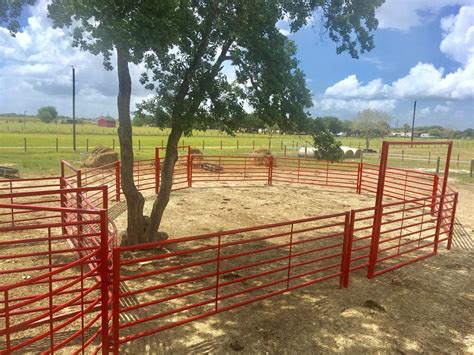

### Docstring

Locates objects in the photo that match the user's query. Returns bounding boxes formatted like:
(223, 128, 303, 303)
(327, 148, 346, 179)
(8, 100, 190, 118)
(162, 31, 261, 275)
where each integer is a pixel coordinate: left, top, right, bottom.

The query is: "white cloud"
(323, 5, 474, 105)
(440, 5, 474, 64)
(0, 0, 151, 118)
(419, 107, 431, 117)
(434, 104, 450, 113)
(324, 75, 390, 99)
(376, 0, 474, 31)
(314, 97, 397, 113)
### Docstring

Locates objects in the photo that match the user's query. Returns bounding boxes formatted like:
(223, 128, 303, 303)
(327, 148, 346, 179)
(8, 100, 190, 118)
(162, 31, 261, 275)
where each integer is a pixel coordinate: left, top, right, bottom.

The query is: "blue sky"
(0, 0, 473, 129)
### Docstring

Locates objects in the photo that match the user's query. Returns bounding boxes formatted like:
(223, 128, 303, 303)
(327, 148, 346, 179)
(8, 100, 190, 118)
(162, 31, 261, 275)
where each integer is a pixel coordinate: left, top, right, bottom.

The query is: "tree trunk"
(145, 123, 183, 239)
(116, 46, 146, 246)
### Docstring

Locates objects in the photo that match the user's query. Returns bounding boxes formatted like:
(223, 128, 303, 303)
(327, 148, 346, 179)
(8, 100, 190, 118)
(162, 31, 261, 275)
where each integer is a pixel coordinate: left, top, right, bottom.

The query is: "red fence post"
(367, 142, 390, 278)
(267, 156, 273, 186)
(431, 175, 439, 216)
(155, 147, 160, 195)
(115, 161, 121, 202)
(356, 162, 363, 194)
(4, 290, 10, 352)
(433, 141, 453, 254)
(99, 209, 110, 354)
(77, 170, 83, 238)
(340, 211, 353, 288)
(60, 161, 67, 236)
(9, 181, 14, 227)
(112, 248, 121, 354)
(187, 146, 192, 188)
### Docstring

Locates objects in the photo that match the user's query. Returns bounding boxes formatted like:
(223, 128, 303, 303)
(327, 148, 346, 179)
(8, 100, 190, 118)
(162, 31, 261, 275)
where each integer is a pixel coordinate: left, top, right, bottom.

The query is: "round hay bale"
(340, 146, 361, 159)
(83, 146, 118, 168)
(190, 147, 204, 168)
(298, 146, 316, 158)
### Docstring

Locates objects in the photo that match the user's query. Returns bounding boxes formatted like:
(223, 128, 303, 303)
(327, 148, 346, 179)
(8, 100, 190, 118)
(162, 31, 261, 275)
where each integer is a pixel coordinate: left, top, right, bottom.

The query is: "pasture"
(0, 119, 473, 182)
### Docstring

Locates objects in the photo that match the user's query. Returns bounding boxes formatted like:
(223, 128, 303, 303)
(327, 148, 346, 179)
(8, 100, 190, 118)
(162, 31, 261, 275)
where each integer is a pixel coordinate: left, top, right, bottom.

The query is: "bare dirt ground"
(115, 181, 474, 355)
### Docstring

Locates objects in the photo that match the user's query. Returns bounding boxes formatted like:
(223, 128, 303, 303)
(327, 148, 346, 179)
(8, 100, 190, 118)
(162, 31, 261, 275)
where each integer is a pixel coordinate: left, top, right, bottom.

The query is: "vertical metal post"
(456, 153, 459, 167)
(115, 161, 121, 202)
(436, 157, 440, 174)
(267, 156, 273, 186)
(431, 175, 439, 216)
(220, 140, 223, 150)
(284, 145, 287, 157)
(60, 162, 67, 237)
(112, 248, 121, 354)
(471, 160, 474, 178)
(297, 159, 300, 183)
(24, 137, 27, 152)
(237, 140, 239, 150)
(340, 211, 354, 288)
(356, 162, 363, 194)
(72, 66, 76, 151)
(86, 138, 89, 152)
(56, 138, 59, 152)
(214, 235, 221, 312)
(367, 141, 390, 278)
(286, 224, 294, 289)
(139, 139, 141, 152)
(433, 141, 453, 253)
(155, 148, 160, 194)
(99, 209, 110, 354)
(187, 146, 192, 188)
(4, 290, 10, 352)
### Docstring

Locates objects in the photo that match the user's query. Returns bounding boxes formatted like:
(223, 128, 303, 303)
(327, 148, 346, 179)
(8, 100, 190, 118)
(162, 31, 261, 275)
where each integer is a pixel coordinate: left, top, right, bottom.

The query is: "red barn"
(97, 116, 116, 128)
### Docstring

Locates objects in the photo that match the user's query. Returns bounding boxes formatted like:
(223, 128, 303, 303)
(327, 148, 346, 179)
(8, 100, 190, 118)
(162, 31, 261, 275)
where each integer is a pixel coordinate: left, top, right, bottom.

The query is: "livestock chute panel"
(367, 141, 454, 278)
(272, 158, 359, 190)
(111, 212, 351, 350)
(0, 187, 111, 354)
(191, 155, 269, 184)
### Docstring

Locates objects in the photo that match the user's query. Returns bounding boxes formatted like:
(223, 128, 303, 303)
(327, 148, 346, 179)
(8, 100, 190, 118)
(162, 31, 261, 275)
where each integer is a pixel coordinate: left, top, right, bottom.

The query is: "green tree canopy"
(352, 109, 391, 151)
(308, 118, 344, 162)
(37, 106, 58, 123)
(5, 0, 384, 245)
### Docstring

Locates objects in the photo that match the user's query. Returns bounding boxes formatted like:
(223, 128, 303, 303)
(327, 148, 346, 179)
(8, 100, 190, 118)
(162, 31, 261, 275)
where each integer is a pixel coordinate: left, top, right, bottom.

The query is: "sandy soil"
(114, 181, 474, 354)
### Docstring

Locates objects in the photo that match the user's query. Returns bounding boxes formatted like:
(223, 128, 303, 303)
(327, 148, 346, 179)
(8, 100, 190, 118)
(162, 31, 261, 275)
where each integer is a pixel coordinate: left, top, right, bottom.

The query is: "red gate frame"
(367, 141, 453, 278)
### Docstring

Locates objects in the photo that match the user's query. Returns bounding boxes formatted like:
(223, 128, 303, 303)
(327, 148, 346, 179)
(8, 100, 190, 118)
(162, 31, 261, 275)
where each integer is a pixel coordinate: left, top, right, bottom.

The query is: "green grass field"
(0, 119, 473, 183)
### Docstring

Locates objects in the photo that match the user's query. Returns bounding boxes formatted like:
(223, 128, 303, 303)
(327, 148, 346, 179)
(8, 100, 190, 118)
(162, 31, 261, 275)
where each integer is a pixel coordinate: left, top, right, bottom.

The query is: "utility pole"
(72, 66, 76, 151)
(410, 100, 416, 143)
